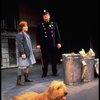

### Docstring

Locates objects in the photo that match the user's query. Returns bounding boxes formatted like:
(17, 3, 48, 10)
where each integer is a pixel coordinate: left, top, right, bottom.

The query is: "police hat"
(42, 10, 50, 15)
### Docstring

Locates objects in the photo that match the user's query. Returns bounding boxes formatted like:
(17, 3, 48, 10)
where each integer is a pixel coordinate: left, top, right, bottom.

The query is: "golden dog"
(13, 80, 68, 100)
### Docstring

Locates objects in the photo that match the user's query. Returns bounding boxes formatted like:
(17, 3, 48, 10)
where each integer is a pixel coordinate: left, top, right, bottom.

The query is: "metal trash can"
(94, 58, 99, 76)
(83, 56, 95, 82)
(62, 54, 82, 85)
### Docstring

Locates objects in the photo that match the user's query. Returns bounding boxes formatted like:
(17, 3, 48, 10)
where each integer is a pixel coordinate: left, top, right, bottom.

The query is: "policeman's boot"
(16, 75, 24, 85)
(24, 73, 33, 82)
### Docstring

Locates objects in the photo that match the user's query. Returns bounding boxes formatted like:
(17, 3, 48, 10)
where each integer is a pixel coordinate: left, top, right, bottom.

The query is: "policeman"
(36, 10, 62, 77)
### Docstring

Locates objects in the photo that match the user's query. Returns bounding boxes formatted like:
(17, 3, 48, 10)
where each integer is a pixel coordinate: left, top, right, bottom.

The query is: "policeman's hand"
(21, 53, 26, 59)
(57, 43, 61, 49)
(36, 45, 41, 49)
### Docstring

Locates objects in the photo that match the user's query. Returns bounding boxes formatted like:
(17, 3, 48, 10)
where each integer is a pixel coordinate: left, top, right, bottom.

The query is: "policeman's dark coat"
(36, 21, 61, 50)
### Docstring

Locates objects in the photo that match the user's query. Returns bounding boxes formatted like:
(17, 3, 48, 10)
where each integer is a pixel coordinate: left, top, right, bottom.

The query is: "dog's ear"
(48, 83, 54, 94)
(48, 80, 61, 93)
(47, 80, 58, 94)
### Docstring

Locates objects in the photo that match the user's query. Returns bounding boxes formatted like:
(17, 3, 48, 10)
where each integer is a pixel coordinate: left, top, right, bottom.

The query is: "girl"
(16, 21, 36, 85)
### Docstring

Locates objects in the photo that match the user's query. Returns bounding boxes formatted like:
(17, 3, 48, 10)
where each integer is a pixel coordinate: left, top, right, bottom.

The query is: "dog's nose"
(64, 92, 68, 95)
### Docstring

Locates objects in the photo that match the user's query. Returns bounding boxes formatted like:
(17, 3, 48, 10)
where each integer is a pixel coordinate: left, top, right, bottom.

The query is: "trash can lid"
(62, 53, 80, 57)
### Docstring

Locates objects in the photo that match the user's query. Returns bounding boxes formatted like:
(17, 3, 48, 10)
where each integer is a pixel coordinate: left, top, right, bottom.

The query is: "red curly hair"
(19, 21, 28, 31)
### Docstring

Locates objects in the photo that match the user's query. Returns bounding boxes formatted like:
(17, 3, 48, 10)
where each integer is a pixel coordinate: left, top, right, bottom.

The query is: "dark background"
(32, 0, 99, 57)
(1, 0, 99, 57)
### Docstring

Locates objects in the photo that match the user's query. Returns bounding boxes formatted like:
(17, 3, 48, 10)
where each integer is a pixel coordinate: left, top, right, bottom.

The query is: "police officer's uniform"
(36, 13, 61, 77)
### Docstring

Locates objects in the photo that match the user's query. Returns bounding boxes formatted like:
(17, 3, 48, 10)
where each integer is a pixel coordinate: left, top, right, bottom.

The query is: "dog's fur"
(13, 80, 68, 100)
